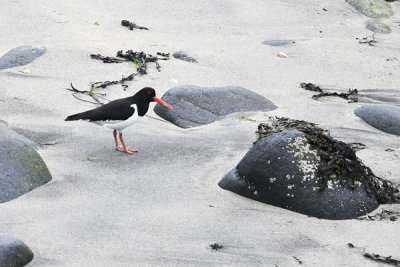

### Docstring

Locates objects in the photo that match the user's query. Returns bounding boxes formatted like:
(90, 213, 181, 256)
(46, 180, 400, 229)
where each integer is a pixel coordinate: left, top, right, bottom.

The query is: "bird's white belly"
(96, 104, 140, 131)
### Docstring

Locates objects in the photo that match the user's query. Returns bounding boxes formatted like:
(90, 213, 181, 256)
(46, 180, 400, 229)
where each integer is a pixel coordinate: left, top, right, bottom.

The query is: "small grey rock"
(262, 40, 295, 46)
(0, 121, 52, 203)
(172, 51, 198, 63)
(0, 235, 34, 267)
(0, 45, 46, 70)
(366, 19, 392, 33)
(355, 105, 400, 136)
(154, 85, 277, 128)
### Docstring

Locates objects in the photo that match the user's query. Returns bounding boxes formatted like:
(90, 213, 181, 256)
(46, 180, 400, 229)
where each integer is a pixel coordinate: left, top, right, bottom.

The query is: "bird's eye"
(147, 90, 152, 95)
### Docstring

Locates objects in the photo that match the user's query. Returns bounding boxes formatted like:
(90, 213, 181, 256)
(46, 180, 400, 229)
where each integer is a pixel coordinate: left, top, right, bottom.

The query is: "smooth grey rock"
(0, 122, 52, 203)
(154, 85, 277, 128)
(173, 51, 198, 63)
(262, 40, 295, 46)
(366, 19, 392, 33)
(347, 0, 393, 18)
(0, 235, 34, 267)
(355, 105, 400, 136)
(219, 130, 380, 220)
(0, 45, 46, 70)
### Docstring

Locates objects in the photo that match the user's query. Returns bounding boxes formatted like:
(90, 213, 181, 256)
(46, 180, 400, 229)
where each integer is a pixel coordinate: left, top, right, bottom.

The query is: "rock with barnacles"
(0, 121, 52, 203)
(154, 85, 277, 128)
(219, 117, 399, 220)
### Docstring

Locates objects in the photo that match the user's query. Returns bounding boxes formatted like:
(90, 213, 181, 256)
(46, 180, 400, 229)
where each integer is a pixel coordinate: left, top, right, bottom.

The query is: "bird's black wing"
(65, 97, 136, 121)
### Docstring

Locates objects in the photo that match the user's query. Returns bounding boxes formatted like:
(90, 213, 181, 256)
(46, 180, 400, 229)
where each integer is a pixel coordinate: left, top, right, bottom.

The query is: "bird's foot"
(116, 146, 138, 154)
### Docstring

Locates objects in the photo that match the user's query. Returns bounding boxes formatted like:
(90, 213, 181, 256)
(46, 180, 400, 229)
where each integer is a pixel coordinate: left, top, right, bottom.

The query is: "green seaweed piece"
(238, 116, 256, 122)
(36, 140, 58, 146)
(132, 58, 142, 66)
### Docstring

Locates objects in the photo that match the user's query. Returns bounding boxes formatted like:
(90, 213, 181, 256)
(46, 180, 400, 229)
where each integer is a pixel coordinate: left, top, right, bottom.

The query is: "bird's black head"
(134, 87, 173, 109)
(134, 87, 157, 102)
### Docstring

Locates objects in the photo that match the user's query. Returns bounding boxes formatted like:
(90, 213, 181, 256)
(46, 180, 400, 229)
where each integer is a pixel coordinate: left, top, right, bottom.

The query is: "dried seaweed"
(357, 33, 377, 46)
(300, 83, 358, 102)
(157, 52, 170, 58)
(312, 89, 358, 102)
(348, 142, 366, 151)
(363, 251, 400, 266)
(65, 83, 109, 105)
(256, 117, 400, 203)
(357, 209, 400, 221)
(90, 54, 125, 63)
(68, 49, 170, 104)
(121, 20, 149, 30)
(300, 82, 322, 92)
(90, 72, 137, 91)
(210, 243, 223, 250)
(90, 50, 169, 75)
(293, 256, 303, 264)
(115, 50, 169, 74)
(347, 243, 400, 266)
(88, 50, 169, 89)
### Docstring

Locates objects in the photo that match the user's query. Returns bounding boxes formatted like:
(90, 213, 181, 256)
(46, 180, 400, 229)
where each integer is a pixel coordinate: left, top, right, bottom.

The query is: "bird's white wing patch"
(102, 104, 140, 131)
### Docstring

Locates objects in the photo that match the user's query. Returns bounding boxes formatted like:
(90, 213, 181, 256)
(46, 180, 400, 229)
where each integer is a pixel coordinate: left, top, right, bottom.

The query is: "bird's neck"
(136, 102, 150, 117)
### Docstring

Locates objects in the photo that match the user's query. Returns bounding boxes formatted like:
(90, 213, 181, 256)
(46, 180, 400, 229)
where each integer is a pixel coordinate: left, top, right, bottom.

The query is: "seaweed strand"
(300, 83, 358, 102)
(90, 54, 125, 63)
(121, 20, 149, 30)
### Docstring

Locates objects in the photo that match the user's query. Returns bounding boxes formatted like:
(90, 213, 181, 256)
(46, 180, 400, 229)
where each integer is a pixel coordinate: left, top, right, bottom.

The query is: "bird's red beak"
(153, 96, 173, 109)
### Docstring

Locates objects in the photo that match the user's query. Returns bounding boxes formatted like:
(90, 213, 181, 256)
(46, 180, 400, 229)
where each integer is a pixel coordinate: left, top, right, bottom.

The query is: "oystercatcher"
(65, 87, 173, 154)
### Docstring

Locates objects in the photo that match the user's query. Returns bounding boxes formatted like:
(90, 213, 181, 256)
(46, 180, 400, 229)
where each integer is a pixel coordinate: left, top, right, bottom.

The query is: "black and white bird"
(65, 87, 173, 154)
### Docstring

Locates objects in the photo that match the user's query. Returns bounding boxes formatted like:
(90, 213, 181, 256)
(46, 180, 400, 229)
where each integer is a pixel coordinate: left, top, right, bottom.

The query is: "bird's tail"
(65, 113, 83, 121)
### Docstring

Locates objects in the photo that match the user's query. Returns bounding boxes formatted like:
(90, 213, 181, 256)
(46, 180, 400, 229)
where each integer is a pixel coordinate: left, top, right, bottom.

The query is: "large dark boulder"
(0, 45, 46, 70)
(219, 118, 399, 220)
(355, 105, 400, 136)
(0, 235, 34, 267)
(0, 122, 52, 203)
(154, 85, 277, 128)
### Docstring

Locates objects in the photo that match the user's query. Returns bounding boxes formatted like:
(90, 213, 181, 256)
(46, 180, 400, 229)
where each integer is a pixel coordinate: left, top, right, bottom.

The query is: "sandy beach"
(1, 0, 400, 266)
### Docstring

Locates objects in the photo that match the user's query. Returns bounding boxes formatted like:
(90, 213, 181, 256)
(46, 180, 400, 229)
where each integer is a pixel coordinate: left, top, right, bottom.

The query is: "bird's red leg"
(118, 132, 138, 154)
(114, 130, 124, 151)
